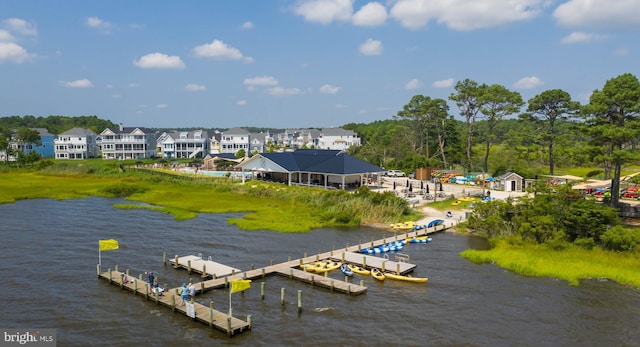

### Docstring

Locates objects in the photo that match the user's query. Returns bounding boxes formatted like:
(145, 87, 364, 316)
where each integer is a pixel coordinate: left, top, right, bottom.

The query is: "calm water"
(1, 198, 639, 347)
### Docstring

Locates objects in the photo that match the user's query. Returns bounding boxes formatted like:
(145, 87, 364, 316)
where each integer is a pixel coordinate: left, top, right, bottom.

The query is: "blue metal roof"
(260, 150, 383, 174)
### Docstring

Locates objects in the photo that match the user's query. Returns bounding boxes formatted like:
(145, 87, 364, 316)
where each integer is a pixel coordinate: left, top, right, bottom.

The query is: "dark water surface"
(1, 198, 639, 346)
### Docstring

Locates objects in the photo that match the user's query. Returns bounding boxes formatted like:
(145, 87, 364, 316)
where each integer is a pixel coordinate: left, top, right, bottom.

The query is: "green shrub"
(100, 183, 148, 197)
(601, 225, 640, 252)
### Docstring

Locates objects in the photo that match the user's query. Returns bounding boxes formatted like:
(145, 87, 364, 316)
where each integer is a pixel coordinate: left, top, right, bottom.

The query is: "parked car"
(384, 170, 406, 177)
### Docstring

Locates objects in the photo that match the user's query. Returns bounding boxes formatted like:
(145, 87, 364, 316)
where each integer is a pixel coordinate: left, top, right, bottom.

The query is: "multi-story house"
(98, 125, 156, 160)
(219, 127, 250, 156)
(0, 128, 55, 161)
(54, 127, 99, 160)
(156, 129, 209, 159)
(249, 132, 266, 154)
(294, 128, 320, 149)
(209, 130, 222, 154)
(318, 128, 361, 150)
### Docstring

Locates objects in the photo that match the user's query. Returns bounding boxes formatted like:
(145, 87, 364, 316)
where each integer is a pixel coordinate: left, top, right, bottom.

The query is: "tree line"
(346, 73, 640, 208)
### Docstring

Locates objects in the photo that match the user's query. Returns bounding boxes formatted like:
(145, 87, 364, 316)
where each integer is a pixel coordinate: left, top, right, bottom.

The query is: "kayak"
(383, 272, 428, 283)
(347, 263, 370, 275)
(315, 261, 341, 273)
(371, 268, 385, 281)
(407, 236, 432, 243)
(340, 263, 354, 277)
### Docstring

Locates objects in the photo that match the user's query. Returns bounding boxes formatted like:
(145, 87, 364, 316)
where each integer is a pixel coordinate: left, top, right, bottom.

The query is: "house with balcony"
(318, 128, 361, 150)
(209, 130, 222, 154)
(0, 128, 55, 161)
(156, 129, 209, 159)
(54, 127, 99, 160)
(98, 125, 156, 160)
(220, 127, 250, 156)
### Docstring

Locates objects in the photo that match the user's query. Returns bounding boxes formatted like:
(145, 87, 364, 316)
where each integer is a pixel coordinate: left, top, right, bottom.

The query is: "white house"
(318, 128, 361, 150)
(54, 127, 99, 160)
(98, 125, 156, 160)
(500, 172, 524, 192)
(219, 127, 250, 156)
(156, 130, 209, 159)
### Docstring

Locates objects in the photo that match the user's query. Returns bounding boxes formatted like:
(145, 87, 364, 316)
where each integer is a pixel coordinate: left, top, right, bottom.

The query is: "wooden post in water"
(311, 275, 314, 286)
(155, 289, 159, 304)
(396, 263, 400, 275)
(297, 290, 302, 314)
(224, 277, 228, 288)
(145, 283, 149, 300)
(96, 264, 100, 276)
(227, 317, 232, 336)
(119, 273, 124, 289)
(187, 260, 192, 274)
(171, 294, 176, 312)
(174, 255, 179, 269)
(288, 256, 291, 262)
(115, 265, 119, 272)
(362, 256, 367, 268)
(261, 282, 265, 300)
(134, 279, 138, 293)
(347, 285, 351, 295)
(360, 280, 364, 287)
(341, 252, 345, 262)
(108, 269, 112, 283)
(280, 288, 285, 306)
(251, 264, 255, 270)
(201, 282, 204, 293)
(346, 242, 349, 251)
(209, 302, 213, 327)
(304, 252, 307, 259)
(163, 252, 166, 266)
(371, 238, 374, 247)
(289, 269, 293, 279)
(330, 280, 334, 292)
(247, 315, 252, 329)
(202, 264, 207, 278)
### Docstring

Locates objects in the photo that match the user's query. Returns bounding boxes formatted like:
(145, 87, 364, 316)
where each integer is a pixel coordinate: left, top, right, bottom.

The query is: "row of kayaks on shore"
(301, 261, 428, 283)
(390, 219, 445, 230)
(359, 236, 432, 253)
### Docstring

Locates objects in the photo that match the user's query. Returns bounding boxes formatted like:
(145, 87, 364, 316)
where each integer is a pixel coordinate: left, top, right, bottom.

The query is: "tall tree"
(16, 127, 42, 154)
(395, 95, 429, 158)
(450, 79, 487, 172)
(424, 98, 451, 168)
(582, 73, 640, 208)
(523, 89, 580, 175)
(479, 84, 524, 173)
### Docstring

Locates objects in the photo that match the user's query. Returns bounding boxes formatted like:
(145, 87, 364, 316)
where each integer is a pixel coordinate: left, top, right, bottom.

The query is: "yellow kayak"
(302, 262, 323, 272)
(371, 268, 385, 281)
(347, 263, 370, 275)
(383, 272, 428, 283)
(390, 221, 416, 230)
(315, 261, 341, 273)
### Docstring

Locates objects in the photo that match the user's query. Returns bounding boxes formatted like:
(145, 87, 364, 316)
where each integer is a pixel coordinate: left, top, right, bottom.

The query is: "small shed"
(500, 172, 524, 192)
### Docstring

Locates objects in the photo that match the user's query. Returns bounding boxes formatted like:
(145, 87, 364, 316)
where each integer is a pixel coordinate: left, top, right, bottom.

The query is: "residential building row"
(0, 125, 361, 161)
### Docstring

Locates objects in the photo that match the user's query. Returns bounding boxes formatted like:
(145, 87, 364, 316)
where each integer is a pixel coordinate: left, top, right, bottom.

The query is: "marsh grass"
(0, 169, 418, 232)
(461, 239, 640, 288)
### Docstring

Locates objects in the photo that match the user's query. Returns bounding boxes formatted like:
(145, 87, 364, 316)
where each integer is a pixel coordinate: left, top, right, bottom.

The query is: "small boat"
(301, 262, 323, 272)
(359, 241, 404, 254)
(340, 263, 354, 277)
(371, 268, 385, 281)
(407, 236, 432, 243)
(383, 272, 428, 283)
(427, 219, 444, 228)
(347, 263, 370, 275)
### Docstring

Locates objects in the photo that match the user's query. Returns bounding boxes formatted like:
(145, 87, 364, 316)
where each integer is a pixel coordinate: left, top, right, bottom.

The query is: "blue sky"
(1, 0, 639, 129)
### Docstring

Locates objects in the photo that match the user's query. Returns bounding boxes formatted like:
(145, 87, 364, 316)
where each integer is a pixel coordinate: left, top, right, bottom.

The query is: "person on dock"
(147, 272, 155, 294)
(180, 283, 189, 306)
(188, 282, 196, 303)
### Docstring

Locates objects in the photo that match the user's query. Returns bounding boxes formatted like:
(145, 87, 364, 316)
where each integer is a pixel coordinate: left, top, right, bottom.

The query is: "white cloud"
(86, 16, 112, 32)
(60, 79, 93, 88)
(404, 78, 423, 90)
(359, 38, 383, 55)
(352, 2, 388, 26)
(242, 21, 254, 29)
(3, 18, 37, 36)
(156, 103, 168, 109)
(390, 0, 547, 31)
(553, 0, 640, 28)
(513, 76, 543, 89)
(293, 0, 354, 24)
(244, 76, 279, 91)
(133, 53, 185, 69)
(185, 83, 206, 91)
(236, 99, 247, 106)
(0, 29, 14, 42)
(433, 78, 455, 88)
(319, 84, 341, 94)
(0, 42, 32, 63)
(192, 39, 253, 62)
(560, 31, 609, 44)
(266, 87, 302, 96)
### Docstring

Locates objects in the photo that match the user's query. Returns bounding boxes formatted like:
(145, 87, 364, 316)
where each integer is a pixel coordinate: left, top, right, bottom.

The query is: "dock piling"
(297, 290, 302, 314)
(280, 288, 285, 306)
(261, 282, 265, 300)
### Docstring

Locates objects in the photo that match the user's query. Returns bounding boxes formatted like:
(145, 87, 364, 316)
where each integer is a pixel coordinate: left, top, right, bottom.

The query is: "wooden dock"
(97, 220, 447, 336)
(98, 270, 251, 336)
